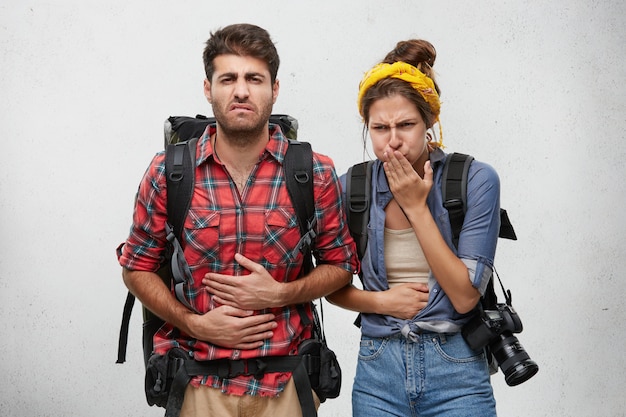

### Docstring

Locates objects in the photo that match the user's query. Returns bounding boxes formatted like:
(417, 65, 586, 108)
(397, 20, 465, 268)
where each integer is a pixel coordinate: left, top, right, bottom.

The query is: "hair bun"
(384, 39, 436, 69)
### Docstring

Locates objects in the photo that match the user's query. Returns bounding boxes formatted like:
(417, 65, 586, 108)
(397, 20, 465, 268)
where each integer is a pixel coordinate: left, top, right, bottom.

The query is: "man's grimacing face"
(204, 54, 279, 138)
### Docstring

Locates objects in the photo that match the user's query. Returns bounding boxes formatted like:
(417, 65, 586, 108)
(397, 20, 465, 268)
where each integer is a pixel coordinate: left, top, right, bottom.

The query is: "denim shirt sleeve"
(454, 160, 501, 293)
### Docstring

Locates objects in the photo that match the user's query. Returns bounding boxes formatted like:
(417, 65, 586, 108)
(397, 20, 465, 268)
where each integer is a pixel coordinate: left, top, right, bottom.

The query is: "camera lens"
(491, 333, 539, 386)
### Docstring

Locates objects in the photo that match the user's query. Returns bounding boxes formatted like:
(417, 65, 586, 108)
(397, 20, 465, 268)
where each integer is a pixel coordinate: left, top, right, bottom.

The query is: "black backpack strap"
(283, 139, 319, 333)
(346, 161, 374, 260)
(164, 138, 198, 311)
(283, 140, 321, 416)
(442, 152, 474, 249)
(165, 138, 198, 240)
(292, 360, 317, 417)
(116, 289, 136, 363)
(345, 161, 374, 329)
(283, 140, 316, 275)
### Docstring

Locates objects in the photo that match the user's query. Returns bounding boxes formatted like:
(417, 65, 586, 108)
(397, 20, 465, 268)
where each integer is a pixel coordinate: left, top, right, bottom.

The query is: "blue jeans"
(352, 332, 496, 417)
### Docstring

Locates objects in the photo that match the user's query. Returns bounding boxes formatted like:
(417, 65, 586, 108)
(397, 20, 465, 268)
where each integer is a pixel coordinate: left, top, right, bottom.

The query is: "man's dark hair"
(203, 23, 280, 83)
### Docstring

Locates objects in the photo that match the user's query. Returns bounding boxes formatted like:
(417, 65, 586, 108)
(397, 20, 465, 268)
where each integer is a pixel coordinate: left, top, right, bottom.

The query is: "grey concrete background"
(1, 1, 624, 416)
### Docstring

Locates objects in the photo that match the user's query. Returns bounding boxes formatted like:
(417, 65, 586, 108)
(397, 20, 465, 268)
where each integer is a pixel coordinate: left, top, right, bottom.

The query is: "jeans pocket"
(432, 334, 485, 364)
(358, 336, 387, 361)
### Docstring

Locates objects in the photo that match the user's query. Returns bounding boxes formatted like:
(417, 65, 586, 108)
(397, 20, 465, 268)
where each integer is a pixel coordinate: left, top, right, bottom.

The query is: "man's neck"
(213, 127, 269, 170)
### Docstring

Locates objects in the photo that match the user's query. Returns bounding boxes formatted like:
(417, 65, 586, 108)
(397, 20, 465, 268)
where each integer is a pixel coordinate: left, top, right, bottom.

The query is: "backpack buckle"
(443, 198, 463, 210)
(348, 196, 368, 213)
(253, 359, 268, 380)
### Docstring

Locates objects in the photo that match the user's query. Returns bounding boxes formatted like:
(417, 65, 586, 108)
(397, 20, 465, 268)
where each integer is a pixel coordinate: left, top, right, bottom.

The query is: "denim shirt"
(340, 148, 501, 338)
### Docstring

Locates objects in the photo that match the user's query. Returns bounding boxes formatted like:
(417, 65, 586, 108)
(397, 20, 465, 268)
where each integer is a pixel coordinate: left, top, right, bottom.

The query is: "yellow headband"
(357, 61, 443, 147)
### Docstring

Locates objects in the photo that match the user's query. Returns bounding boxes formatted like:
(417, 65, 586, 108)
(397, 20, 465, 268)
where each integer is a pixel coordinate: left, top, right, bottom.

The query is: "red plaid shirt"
(119, 124, 358, 396)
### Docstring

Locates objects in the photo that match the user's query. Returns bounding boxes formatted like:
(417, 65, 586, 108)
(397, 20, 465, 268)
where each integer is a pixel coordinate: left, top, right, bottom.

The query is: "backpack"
(116, 114, 336, 417)
(345, 153, 517, 312)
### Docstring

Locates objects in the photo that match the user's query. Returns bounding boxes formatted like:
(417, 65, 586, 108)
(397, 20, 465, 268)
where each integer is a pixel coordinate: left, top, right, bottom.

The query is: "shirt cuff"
(461, 258, 492, 296)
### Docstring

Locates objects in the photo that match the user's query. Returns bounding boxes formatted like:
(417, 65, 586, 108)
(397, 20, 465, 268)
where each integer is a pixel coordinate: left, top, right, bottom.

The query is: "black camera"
(462, 303, 538, 386)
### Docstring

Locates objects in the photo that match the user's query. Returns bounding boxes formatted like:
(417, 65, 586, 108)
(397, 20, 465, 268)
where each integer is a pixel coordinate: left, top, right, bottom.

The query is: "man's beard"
(212, 100, 273, 148)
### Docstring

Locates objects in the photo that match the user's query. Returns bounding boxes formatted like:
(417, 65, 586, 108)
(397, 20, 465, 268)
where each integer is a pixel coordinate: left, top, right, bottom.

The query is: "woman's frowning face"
(368, 94, 429, 168)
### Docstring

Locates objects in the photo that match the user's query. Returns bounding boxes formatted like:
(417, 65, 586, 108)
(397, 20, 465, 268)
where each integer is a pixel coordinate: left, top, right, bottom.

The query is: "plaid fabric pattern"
(119, 124, 358, 396)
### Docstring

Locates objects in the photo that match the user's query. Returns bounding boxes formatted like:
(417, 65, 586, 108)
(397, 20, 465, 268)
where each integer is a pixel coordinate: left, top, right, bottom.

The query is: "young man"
(118, 24, 358, 416)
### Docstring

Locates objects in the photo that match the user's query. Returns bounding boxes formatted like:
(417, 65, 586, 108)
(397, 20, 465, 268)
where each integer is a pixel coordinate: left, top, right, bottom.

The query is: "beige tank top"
(384, 227, 430, 287)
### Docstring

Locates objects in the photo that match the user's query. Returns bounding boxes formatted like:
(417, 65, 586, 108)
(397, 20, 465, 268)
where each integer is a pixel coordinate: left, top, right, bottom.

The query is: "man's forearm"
(277, 264, 352, 306)
(122, 268, 196, 334)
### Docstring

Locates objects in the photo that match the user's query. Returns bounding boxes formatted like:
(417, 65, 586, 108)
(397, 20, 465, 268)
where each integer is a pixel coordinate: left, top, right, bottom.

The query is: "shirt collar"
(429, 147, 446, 167)
(265, 124, 290, 164)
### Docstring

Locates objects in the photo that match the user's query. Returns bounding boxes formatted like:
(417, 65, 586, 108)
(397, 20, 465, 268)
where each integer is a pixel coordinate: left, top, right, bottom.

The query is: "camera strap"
(492, 267, 513, 306)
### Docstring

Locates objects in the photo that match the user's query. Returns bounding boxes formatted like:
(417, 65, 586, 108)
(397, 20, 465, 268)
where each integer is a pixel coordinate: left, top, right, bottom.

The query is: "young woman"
(328, 39, 501, 416)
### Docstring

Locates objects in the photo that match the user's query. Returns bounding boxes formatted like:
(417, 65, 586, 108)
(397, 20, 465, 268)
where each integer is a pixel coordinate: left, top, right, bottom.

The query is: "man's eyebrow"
(245, 71, 266, 79)
(217, 71, 237, 79)
(216, 71, 266, 79)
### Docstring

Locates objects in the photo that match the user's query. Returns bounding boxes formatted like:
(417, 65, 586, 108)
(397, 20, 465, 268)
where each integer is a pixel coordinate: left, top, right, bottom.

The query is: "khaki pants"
(179, 378, 320, 417)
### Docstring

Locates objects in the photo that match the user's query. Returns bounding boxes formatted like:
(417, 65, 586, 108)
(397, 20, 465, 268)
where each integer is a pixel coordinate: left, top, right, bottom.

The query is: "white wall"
(1, 1, 625, 416)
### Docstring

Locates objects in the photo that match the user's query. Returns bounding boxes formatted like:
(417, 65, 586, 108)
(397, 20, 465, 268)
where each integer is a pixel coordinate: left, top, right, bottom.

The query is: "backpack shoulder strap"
(165, 138, 199, 314)
(165, 138, 198, 240)
(442, 152, 474, 248)
(283, 140, 318, 339)
(116, 289, 136, 363)
(346, 161, 375, 260)
(283, 140, 316, 275)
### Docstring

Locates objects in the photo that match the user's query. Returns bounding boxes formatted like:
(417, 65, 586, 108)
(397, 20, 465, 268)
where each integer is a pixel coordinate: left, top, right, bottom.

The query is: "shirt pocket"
(183, 209, 220, 267)
(263, 208, 302, 269)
